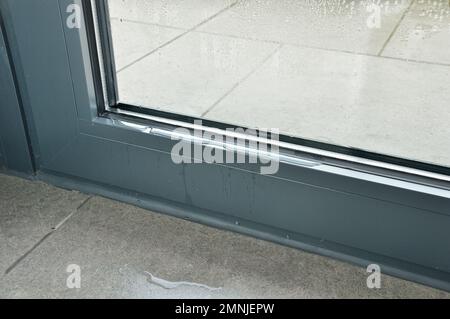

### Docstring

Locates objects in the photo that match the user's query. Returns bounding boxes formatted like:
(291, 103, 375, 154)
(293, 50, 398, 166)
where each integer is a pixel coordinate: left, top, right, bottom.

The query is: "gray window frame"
(0, 11, 35, 175)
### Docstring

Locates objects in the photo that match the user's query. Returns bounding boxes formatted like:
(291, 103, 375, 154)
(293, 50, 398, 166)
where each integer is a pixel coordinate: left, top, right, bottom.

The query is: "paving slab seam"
(3, 196, 93, 276)
(116, 0, 240, 73)
(378, 0, 416, 56)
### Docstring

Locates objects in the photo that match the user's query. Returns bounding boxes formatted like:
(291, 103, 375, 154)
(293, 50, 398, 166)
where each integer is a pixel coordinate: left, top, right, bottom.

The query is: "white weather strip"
(112, 109, 450, 184)
(144, 271, 222, 291)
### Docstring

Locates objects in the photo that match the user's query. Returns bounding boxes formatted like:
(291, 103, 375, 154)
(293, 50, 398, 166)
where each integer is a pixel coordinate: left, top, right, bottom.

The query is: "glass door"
(2, 0, 449, 291)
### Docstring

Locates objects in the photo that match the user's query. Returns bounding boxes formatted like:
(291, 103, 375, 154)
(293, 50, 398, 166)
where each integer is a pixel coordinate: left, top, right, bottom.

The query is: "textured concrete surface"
(204, 45, 450, 166)
(0, 174, 89, 274)
(382, 0, 450, 64)
(109, 0, 450, 168)
(117, 31, 279, 114)
(196, 0, 413, 54)
(0, 173, 449, 298)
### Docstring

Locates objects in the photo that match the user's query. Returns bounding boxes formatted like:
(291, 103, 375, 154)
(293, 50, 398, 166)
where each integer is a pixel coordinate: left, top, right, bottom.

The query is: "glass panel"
(107, 0, 450, 168)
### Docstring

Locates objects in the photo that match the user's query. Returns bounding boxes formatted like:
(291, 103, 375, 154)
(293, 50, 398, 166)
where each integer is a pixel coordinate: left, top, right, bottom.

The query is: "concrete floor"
(0, 172, 449, 298)
(108, 0, 450, 168)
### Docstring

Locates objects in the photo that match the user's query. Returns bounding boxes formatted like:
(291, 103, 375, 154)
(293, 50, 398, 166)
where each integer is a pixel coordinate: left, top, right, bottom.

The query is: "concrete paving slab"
(110, 19, 185, 71)
(108, 0, 237, 29)
(204, 45, 450, 167)
(117, 31, 279, 116)
(382, 0, 450, 64)
(0, 178, 448, 298)
(0, 174, 89, 275)
(197, 0, 413, 54)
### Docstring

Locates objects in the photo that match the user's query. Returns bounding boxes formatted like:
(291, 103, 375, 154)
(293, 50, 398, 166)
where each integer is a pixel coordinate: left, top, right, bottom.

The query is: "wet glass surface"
(107, 0, 450, 167)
